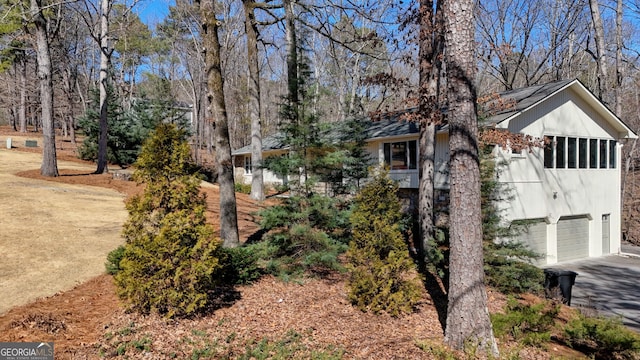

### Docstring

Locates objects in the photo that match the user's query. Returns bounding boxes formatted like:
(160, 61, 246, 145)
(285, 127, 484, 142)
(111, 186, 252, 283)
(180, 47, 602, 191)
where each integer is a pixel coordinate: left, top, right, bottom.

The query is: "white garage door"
(557, 216, 589, 262)
(515, 220, 547, 259)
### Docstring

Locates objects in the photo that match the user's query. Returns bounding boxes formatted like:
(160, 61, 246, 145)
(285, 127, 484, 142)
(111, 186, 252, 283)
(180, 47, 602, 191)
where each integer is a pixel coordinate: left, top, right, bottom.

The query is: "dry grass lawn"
(0, 146, 128, 315)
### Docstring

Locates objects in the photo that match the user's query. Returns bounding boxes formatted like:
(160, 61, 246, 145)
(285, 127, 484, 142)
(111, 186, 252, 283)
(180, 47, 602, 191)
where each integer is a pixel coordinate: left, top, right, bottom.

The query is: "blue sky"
(135, 0, 173, 28)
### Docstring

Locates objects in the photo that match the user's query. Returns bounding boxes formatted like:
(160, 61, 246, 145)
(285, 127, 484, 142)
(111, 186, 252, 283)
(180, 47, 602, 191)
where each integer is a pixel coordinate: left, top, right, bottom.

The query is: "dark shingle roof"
(482, 79, 574, 124)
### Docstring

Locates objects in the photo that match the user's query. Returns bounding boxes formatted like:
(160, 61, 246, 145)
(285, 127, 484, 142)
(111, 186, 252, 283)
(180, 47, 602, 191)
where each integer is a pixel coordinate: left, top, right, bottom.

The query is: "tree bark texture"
(615, 0, 623, 116)
(31, 0, 58, 177)
(589, 0, 607, 100)
(443, 0, 498, 355)
(284, 0, 299, 112)
(200, 0, 240, 247)
(96, 0, 110, 174)
(243, 0, 264, 201)
(418, 0, 444, 257)
(19, 56, 27, 133)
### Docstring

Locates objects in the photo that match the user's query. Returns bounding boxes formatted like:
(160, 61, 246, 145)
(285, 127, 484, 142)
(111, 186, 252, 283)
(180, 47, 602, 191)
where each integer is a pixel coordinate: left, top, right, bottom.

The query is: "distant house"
(232, 79, 637, 265)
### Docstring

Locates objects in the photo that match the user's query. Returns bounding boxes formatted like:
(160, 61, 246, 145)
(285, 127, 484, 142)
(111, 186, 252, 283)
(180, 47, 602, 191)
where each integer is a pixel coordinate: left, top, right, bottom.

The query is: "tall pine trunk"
(418, 0, 444, 257)
(31, 0, 58, 177)
(200, 0, 240, 247)
(243, 0, 264, 201)
(443, 0, 498, 355)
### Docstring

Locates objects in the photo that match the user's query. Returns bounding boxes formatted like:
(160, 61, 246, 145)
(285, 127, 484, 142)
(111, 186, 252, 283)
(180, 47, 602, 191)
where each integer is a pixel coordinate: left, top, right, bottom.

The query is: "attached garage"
(557, 216, 590, 262)
(516, 220, 547, 259)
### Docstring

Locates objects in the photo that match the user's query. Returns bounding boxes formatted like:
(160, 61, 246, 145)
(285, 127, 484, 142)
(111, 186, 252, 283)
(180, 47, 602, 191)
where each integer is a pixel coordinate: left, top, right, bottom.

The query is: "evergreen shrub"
(346, 167, 422, 316)
(105, 245, 125, 275)
(114, 124, 223, 318)
(563, 314, 640, 359)
(491, 297, 559, 346)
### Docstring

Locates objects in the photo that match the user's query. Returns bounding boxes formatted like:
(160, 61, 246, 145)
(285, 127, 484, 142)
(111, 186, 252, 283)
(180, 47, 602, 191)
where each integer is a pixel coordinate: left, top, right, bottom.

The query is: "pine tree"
(115, 124, 223, 318)
(346, 167, 422, 317)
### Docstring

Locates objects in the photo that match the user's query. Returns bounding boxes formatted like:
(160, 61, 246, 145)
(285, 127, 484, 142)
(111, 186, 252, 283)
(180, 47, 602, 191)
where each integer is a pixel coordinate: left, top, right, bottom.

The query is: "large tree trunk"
(443, 0, 498, 355)
(243, 0, 264, 201)
(96, 0, 110, 174)
(31, 0, 58, 177)
(417, 0, 444, 258)
(200, 0, 240, 247)
(589, 0, 607, 100)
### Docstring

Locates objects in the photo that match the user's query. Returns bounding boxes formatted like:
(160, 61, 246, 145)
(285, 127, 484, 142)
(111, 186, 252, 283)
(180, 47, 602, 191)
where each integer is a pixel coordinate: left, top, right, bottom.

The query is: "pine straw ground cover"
(0, 128, 589, 359)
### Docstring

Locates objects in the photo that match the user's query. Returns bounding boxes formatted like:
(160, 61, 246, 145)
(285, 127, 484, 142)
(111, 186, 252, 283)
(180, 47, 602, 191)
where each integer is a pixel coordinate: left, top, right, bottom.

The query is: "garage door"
(557, 216, 589, 262)
(515, 220, 547, 259)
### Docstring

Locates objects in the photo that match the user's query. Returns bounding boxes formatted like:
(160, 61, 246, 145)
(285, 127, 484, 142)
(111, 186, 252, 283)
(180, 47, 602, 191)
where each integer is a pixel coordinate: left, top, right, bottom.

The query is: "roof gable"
(485, 79, 637, 139)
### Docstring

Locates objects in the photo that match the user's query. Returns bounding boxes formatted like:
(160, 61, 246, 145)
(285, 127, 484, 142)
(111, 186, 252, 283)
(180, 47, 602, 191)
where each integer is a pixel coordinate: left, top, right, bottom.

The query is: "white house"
(232, 79, 637, 265)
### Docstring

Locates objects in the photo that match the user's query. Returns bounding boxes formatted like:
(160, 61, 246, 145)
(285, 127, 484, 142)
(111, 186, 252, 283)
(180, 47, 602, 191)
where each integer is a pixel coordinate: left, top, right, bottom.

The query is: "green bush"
(234, 182, 252, 194)
(346, 167, 422, 316)
(258, 190, 350, 279)
(105, 245, 125, 275)
(564, 314, 640, 359)
(491, 297, 560, 347)
(114, 124, 224, 318)
(219, 245, 264, 285)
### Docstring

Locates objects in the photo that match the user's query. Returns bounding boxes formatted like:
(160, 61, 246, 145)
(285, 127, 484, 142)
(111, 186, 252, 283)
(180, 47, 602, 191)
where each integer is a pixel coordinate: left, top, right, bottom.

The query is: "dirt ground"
(0, 129, 589, 359)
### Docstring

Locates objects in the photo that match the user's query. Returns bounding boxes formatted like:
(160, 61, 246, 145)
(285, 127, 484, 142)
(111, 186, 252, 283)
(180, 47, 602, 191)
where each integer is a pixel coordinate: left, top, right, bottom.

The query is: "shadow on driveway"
(550, 251, 640, 332)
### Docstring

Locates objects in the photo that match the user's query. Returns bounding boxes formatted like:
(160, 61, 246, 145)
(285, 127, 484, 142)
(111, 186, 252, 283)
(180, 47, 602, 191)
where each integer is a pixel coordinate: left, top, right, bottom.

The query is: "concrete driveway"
(548, 243, 640, 332)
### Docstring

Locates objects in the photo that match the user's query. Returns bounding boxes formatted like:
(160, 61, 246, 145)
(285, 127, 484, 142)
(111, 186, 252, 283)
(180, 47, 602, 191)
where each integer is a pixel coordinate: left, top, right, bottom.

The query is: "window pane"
(544, 136, 554, 168)
(567, 137, 577, 168)
(609, 140, 617, 169)
(578, 138, 587, 168)
(599, 139, 607, 168)
(391, 142, 408, 169)
(408, 140, 417, 169)
(384, 143, 391, 167)
(589, 139, 598, 168)
(556, 136, 565, 168)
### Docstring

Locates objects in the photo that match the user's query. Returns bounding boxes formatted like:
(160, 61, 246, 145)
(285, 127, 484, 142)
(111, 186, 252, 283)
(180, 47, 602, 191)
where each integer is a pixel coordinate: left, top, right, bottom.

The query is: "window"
(244, 156, 252, 174)
(544, 136, 554, 168)
(567, 137, 577, 169)
(544, 135, 616, 171)
(556, 136, 566, 168)
(578, 138, 587, 168)
(384, 140, 417, 170)
(609, 140, 617, 169)
(589, 139, 598, 168)
(599, 139, 608, 168)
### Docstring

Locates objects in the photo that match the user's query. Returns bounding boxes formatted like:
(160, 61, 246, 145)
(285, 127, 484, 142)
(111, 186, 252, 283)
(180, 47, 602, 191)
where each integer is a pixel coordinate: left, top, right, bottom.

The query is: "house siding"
(495, 87, 623, 264)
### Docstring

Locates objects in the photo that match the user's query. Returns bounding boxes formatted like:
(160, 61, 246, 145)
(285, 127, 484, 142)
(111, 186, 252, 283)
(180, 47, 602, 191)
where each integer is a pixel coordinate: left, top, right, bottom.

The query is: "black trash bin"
(543, 268, 578, 306)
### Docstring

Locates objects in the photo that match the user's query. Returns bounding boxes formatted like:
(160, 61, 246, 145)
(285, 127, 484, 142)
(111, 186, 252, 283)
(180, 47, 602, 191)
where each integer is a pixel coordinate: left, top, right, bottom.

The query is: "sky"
(135, 0, 173, 29)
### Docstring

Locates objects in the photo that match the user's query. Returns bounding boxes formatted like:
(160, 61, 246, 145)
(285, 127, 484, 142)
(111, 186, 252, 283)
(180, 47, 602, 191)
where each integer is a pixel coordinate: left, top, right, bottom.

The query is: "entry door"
(602, 214, 610, 255)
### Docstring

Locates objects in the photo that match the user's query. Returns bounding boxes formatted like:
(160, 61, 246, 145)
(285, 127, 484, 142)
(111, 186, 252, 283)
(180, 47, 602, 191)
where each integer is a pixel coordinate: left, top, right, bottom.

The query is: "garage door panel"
(517, 220, 547, 257)
(557, 216, 589, 262)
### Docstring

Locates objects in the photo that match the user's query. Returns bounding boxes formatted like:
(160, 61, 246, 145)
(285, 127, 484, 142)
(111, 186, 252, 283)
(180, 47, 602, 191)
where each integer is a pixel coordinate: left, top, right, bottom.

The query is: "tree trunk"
(243, 0, 264, 201)
(614, 0, 623, 116)
(443, 0, 498, 355)
(418, 0, 444, 258)
(31, 0, 58, 177)
(19, 55, 27, 133)
(200, 0, 240, 247)
(96, 0, 111, 174)
(589, 0, 607, 100)
(284, 0, 299, 113)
